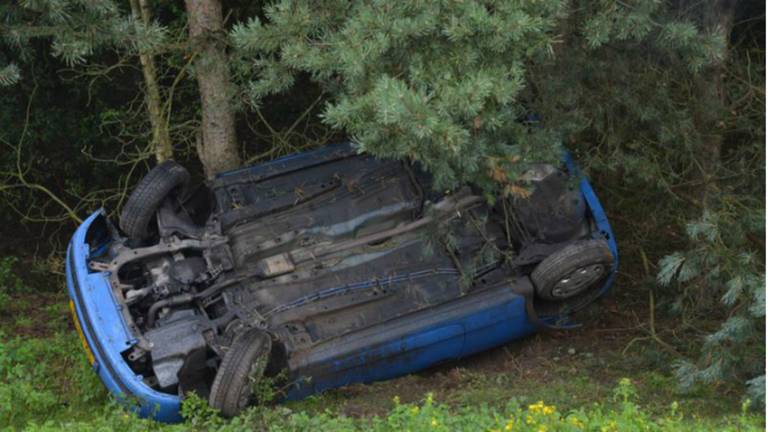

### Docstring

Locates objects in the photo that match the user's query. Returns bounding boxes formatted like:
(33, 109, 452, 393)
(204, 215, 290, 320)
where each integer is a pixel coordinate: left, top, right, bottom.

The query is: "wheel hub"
(551, 264, 605, 299)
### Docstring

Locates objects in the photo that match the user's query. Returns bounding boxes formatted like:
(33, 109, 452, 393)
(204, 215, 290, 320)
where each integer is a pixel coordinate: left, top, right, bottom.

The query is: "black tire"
(119, 160, 189, 241)
(208, 329, 272, 418)
(531, 239, 613, 301)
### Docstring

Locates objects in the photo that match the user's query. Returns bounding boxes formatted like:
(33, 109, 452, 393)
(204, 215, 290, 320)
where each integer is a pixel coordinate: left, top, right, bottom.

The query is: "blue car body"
(66, 143, 617, 422)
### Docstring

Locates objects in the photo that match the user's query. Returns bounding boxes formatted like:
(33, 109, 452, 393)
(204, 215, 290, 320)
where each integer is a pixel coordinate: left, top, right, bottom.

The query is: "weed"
(180, 392, 224, 429)
(14, 316, 33, 328)
(0, 257, 24, 293)
(1, 329, 764, 432)
(0, 257, 24, 309)
(0, 331, 107, 429)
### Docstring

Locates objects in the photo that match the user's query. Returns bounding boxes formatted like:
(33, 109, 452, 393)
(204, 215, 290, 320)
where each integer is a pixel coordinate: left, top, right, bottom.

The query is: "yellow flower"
(431, 418, 438, 427)
(542, 405, 555, 415)
(526, 415, 535, 425)
(568, 417, 584, 429)
(528, 400, 545, 414)
(504, 420, 514, 431)
(537, 426, 547, 432)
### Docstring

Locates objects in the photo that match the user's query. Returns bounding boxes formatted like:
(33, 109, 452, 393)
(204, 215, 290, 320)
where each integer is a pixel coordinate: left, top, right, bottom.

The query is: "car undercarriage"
(68, 143, 617, 419)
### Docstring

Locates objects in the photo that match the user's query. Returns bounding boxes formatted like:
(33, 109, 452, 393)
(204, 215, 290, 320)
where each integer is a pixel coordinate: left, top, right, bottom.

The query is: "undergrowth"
(0, 324, 763, 431)
(13, 376, 766, 431)
(0, 258, 762, 431)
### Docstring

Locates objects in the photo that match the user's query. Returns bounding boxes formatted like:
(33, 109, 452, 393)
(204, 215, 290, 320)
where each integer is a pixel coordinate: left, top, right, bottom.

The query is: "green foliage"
(0, 336, 57, 427)
(179, 392, 225, 429)
(230, 0, 764, 401)
(0, 256, 27, 293)
(0, 0, 763, 414)
(17, 378, 766, 431)
(0, 2, 191, 232)
(0, 294, 762, 430)
(580, 1, 726, 72)
(524, 1, 765, 400)
(659, 208, 765, 402)
(0, 257, 25, 310)
(650, 15, 764, 402)
(0, 331, 107, 429)
(1, 1, 168, 69)
(0, 63, 20, 86)
(528, 6, 731, 185)
(232, 0, 567, 191)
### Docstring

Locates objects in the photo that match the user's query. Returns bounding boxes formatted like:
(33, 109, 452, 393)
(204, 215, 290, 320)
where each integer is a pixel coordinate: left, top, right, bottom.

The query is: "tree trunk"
(184, 0, 241, 178)
(129, 0, 172, 162)
(692, 0, 736, 208)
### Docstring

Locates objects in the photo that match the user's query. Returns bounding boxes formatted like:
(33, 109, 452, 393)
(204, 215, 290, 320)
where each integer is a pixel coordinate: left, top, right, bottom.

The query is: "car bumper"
(65, 210, 182, 422)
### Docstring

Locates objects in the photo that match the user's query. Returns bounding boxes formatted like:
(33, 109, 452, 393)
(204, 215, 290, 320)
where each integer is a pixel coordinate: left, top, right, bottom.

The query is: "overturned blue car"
(66, 143, 618, 422)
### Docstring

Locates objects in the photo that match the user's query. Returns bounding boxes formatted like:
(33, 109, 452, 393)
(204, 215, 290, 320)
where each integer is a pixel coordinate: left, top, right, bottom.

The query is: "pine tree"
(0, 1, 167, 73)
(230, 0, 764, 401)
(530, 0, 764, 403)
(231, 0, 568, 193)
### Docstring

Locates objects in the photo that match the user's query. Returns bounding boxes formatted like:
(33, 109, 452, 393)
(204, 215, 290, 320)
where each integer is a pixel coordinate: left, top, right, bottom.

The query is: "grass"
(0, 278, 763, 430)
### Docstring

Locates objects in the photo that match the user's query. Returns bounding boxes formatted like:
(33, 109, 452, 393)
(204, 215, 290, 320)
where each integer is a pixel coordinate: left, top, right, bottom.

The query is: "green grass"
(0, 331, 109, 428)
(0, 292, 763, 431)
(10, 374, 766, 432)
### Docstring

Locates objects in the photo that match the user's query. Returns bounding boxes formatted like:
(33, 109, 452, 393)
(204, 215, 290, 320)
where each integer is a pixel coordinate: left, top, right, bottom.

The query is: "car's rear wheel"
(208, 328, 272, 417)
(119, 160, 189, 241)
(531, 239, 613, 301)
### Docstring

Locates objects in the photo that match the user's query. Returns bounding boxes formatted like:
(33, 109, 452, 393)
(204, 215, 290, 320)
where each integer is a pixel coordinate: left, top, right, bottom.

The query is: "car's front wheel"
(208, 328, 272, 417)
(119, 160, 190, 242)
(531, 239, 613, 301)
